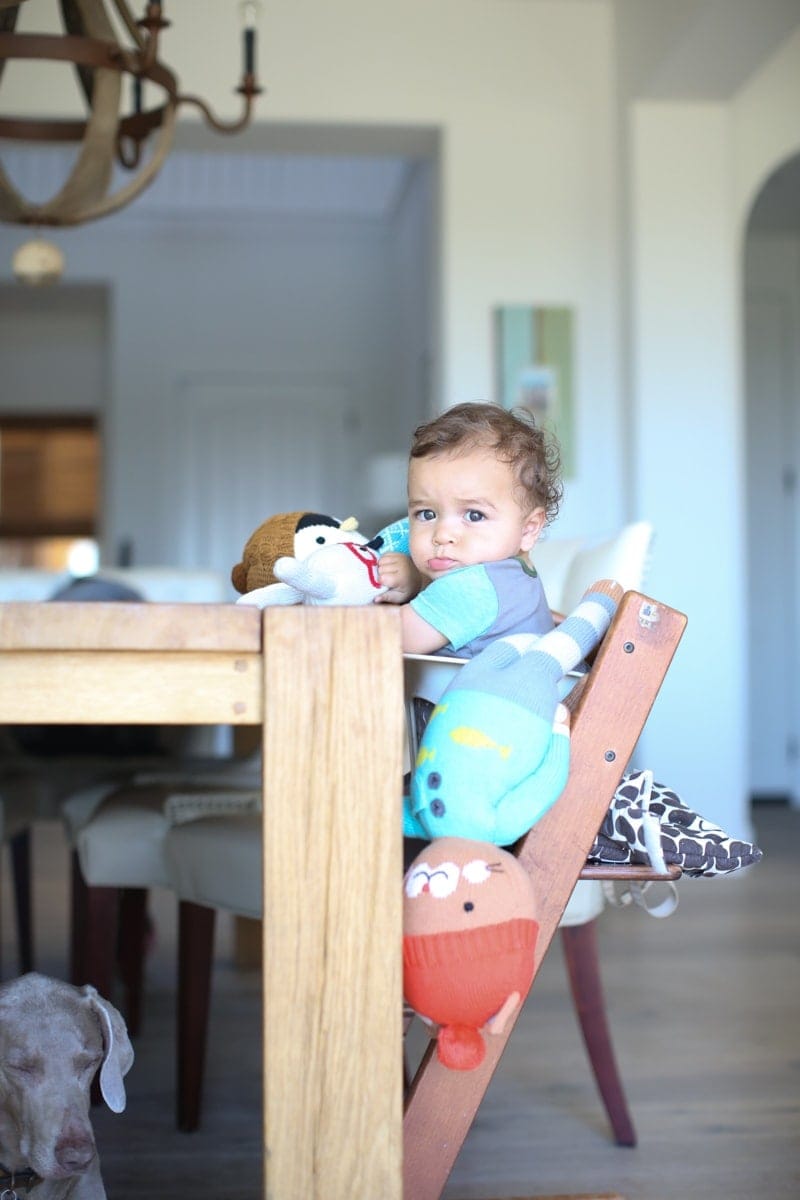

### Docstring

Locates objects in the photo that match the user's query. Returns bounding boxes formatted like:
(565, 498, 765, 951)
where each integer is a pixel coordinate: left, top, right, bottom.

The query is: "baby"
(376, 401, 563, 656)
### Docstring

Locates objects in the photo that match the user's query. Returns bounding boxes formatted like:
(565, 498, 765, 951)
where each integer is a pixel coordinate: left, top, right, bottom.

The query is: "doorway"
(0, 127, 440, 572)
(745, 151, 800, 806)
(0, 414, 100, 571)
(0, 281, 109, 573)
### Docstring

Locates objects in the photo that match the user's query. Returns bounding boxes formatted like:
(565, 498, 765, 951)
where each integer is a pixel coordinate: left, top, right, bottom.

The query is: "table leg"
(261, 607, 403, 1199)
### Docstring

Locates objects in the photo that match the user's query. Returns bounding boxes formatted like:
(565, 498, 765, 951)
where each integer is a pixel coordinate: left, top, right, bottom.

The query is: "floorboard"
(1, 803, 797, 1200)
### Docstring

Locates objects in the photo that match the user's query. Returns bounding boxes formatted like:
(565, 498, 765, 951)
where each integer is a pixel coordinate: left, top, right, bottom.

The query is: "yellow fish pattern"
(449, 726, 512, 759)
(416, 745, 437, 768)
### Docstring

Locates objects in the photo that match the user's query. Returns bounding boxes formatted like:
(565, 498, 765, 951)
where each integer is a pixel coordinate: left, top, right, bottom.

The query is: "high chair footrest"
(579, 863, 682, 881)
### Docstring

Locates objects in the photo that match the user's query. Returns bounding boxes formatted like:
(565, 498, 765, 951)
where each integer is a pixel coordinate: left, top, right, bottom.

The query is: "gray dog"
(0, 974, 134, 1199)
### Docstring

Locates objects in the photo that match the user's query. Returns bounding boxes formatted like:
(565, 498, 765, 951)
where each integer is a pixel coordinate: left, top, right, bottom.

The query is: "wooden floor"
(1, 803, 798, 1200)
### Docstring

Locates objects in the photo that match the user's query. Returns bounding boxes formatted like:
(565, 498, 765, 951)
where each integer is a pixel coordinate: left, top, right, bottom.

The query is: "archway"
(745, 151, 800, 806)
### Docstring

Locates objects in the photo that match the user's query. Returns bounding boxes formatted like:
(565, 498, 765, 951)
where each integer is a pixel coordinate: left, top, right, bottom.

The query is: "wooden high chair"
(403, 588, 687, 1200)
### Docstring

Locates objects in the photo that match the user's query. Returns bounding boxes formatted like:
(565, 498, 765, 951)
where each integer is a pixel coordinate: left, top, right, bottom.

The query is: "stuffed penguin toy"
(231, 512, 366, 596)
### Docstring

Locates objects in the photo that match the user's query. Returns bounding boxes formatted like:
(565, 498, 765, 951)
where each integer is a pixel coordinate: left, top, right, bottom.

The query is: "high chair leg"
(560, 919, 636, 1147)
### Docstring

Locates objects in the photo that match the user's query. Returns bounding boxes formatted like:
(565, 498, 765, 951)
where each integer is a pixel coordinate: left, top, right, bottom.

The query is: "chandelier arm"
(111, 0, 146, 50)
(49, 95, 177, 226)
(0, 0, 262, 232)
(68, 0, 116, 39)
(177, 87, 262, 136)
(60, 0, 119, 108)
(0, 1, 18, 84)
(0, 161, 30, 222)
(0, 33, 176, 89)
(33, 66, 122, 221)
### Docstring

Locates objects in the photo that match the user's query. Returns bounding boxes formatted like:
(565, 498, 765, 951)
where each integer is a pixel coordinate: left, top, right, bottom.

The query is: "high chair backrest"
(403, 586, 686, 1200)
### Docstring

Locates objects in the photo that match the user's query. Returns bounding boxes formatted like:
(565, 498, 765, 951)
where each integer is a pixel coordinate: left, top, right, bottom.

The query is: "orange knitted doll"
(403, 837, 538, 1070)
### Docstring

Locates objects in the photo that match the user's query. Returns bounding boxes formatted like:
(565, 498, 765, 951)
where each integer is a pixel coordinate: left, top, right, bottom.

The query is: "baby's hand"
(375, 552, 422, 604)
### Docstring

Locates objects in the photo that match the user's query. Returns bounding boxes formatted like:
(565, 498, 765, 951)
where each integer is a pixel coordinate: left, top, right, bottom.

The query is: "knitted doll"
(404, 580, 623, 845)
(232, 511, 370, 606)
(403, 836, 538, 1070)
(263, 536, 387, 606)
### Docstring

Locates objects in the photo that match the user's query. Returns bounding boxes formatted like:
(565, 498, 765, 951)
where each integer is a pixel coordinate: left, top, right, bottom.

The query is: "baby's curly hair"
(410, 401, 563, 525)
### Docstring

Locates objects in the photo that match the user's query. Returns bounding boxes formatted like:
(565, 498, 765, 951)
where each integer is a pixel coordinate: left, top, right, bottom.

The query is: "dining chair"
(67, 761, 261, 1036)
(0, 564, 242, 1024)
(162, 810, 262, 1131)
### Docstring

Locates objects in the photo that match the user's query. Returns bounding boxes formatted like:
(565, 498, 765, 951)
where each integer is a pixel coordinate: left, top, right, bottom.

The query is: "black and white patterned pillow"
(588, 770, 763, 878)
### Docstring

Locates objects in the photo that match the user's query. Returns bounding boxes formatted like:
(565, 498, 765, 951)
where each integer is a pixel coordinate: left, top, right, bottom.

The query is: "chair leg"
(560, 919, 636, 1147)
(9, 828, 34, 975)
(117, 887, 149, 1038)
(70, 873, 119, 1109)
(81, 885, 119, 1004)
(177, 900, 216, 1133)
(70, 850, 89, 987)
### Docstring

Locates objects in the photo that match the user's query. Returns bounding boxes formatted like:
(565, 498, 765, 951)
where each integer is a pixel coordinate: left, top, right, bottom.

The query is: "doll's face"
(292, 515, 367, 560)
(403, 839, 534, 936)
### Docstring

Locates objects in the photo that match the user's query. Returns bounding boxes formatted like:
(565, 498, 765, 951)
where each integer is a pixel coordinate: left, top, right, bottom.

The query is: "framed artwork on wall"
(493, 304, 575, 477)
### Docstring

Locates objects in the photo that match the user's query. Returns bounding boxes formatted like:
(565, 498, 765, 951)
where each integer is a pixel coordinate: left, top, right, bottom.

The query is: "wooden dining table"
(0, 600, 405, 1199)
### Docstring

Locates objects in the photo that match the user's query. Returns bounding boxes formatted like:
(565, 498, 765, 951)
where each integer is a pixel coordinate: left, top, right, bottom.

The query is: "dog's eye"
(6, 1059, 41, 1077)
(75, 1053, 102, 1076)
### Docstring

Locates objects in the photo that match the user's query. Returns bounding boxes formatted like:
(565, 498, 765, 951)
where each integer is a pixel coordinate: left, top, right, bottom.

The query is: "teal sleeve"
(410, 566, 498, 651)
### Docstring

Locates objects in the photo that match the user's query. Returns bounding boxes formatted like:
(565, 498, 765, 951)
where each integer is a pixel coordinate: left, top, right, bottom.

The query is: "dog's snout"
(54, 1128, 95, 1174)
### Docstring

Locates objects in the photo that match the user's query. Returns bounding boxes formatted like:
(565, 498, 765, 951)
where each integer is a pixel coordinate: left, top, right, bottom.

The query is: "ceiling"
(1, 2, 798, 227)
(616, 0, 800, 100)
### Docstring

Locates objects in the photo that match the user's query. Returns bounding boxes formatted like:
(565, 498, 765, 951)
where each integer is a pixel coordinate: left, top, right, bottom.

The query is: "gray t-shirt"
(409, 556, 554, 658)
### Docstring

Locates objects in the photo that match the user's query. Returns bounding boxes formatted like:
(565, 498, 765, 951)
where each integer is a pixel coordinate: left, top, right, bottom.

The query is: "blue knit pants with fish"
(403, 581, 622, 845)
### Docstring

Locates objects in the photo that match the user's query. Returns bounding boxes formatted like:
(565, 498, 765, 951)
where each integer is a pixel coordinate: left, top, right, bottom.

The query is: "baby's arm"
(376, 552, 423, 605)
(376, 557, 449, 652)
(399, 604, 450, 654)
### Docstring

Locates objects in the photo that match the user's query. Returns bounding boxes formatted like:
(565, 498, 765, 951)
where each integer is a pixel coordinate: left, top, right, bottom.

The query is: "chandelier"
(0, 0, 263, 230)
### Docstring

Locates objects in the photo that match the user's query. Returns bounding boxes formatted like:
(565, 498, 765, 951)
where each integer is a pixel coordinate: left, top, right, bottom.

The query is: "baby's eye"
(413, 508, 436, 523)
(465, 510, 486, 523)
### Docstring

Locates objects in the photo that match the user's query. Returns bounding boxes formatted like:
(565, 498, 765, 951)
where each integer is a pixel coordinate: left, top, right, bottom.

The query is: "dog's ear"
(81, 986, 135, 1113)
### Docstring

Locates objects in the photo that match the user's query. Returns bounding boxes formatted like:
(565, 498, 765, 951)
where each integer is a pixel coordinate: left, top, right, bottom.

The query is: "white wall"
(629, 26, 800, 836)
(0, 191, 412, 567)
(0, 0, 624, 543)
(630, 101, 746, 830)
(0, 285, 108, 413)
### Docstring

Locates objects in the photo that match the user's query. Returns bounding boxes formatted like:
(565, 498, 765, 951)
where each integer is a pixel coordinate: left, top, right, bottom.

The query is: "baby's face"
(407, 449, 544, 583)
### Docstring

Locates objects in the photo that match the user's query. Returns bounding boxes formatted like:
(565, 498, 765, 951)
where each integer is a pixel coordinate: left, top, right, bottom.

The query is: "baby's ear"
(519, 507, 546, 552)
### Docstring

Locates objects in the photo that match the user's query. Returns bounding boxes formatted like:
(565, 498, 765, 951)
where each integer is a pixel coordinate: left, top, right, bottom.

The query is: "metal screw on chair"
(623, 641, 635, 653)
(604, 750, 616, 762)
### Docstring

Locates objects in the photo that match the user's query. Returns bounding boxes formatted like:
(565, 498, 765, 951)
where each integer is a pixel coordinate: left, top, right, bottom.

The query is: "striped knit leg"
(521, 579, 623, 677)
